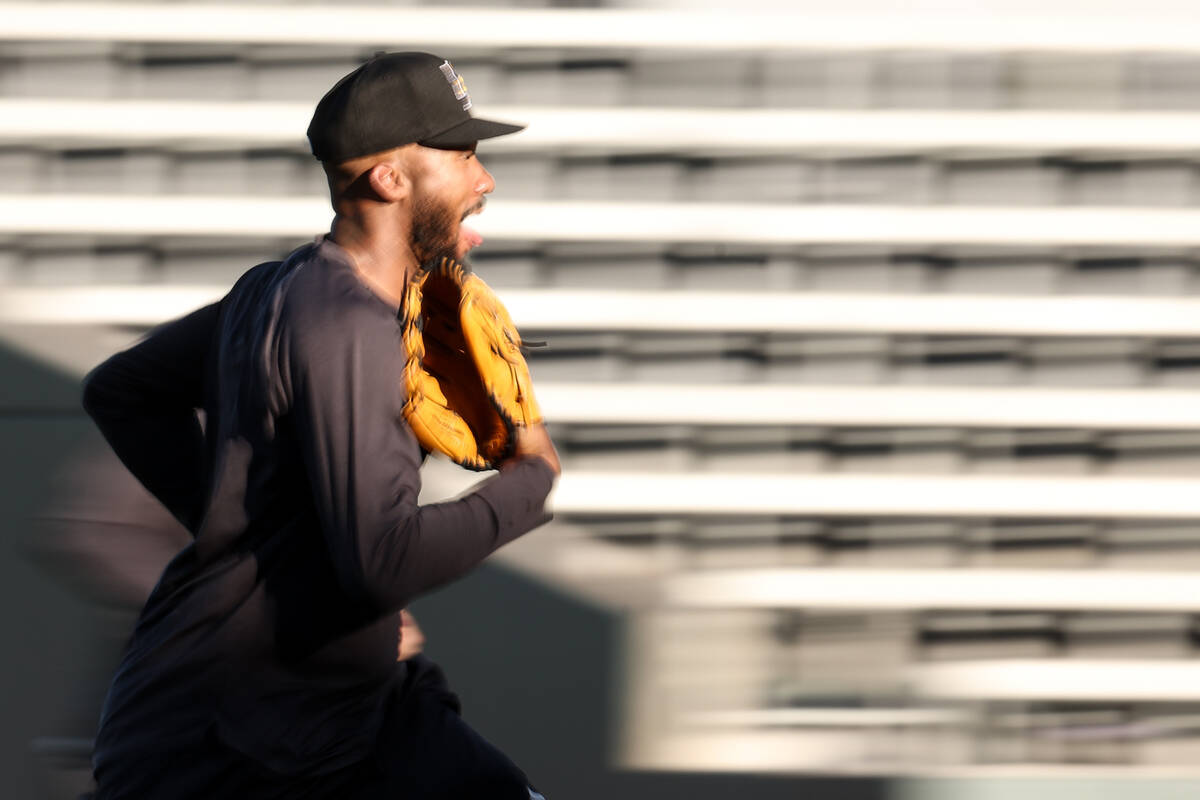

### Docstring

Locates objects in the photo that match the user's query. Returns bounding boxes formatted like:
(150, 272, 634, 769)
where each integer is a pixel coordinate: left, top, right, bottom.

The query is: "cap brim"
(419, 116, 526, 150)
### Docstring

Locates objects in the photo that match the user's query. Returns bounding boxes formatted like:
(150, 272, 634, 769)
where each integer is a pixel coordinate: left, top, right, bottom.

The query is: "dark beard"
(409, 195, 460, 270)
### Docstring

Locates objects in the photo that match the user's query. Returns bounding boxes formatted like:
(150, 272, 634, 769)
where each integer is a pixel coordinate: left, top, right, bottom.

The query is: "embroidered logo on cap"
(438, 60, 472, 111)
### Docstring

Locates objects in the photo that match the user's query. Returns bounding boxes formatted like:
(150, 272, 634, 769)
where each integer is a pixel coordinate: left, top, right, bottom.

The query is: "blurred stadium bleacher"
(6, 1, 1200, 796)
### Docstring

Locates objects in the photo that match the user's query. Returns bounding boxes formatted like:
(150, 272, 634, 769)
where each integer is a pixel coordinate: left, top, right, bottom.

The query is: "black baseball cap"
(307, 52, 524, 163)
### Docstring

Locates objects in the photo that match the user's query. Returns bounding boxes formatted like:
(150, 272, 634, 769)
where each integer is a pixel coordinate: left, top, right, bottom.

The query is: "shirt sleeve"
(81, 302, 218, 532)
(279, 282, 554, 614)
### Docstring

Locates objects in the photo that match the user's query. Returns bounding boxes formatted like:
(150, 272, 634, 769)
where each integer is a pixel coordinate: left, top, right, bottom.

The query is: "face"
(407, 144, 494, 267)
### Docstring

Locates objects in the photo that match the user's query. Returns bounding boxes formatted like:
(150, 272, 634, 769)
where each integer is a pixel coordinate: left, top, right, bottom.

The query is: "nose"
(474, 162, 494, 196)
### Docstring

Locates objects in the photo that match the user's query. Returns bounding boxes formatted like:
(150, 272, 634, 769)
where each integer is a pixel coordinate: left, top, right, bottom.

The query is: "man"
(81, 52, 559, 798)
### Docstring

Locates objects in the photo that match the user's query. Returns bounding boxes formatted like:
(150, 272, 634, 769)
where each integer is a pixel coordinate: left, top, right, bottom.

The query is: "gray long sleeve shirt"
(82, 236, 554, 789)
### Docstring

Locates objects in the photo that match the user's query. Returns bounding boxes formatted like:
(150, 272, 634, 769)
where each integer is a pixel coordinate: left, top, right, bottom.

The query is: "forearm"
(81, 303, 217, 530)
(356, 457, 554, 611)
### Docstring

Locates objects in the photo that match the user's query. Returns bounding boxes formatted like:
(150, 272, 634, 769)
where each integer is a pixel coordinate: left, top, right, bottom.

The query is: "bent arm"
(81, 302, 218, 532)
(284, 293, 553, 614)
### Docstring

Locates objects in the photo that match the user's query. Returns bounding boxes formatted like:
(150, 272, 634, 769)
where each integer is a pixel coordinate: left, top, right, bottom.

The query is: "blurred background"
(4, 0, 1200, 798)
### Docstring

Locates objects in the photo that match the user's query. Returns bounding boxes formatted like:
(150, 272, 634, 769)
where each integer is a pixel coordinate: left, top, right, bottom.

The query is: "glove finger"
(460, 276, 541, 427)
(420, 332, 509, 450)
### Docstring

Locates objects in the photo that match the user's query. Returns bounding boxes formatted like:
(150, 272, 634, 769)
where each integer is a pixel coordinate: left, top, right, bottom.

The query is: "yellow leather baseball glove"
(400, 257, 542, 471)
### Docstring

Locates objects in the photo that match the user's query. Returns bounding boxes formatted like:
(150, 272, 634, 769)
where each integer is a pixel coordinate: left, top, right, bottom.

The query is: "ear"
(366, 160, 410, 202)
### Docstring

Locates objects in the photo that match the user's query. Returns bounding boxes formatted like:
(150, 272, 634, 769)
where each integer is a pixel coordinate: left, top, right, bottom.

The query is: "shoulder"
(275, 242, 404, 378)
(280, 242, 393, 332)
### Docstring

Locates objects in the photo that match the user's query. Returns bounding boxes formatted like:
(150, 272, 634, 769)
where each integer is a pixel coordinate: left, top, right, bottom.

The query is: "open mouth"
(461, 199, 486, 222)
(459, 200, 486, 253)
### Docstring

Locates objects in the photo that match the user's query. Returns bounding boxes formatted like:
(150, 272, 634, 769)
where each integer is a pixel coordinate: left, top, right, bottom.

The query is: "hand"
(396, 609, 425, 661)
(510, 422, 561, 476)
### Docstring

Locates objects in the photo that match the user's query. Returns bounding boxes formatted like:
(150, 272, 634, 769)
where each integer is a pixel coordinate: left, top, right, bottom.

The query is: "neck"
(328, 213, 419, 307)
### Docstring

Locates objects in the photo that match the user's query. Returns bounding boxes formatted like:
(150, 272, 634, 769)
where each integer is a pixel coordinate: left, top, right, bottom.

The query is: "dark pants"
(368, 654, 536, 799)
(84, 656, 536, 800)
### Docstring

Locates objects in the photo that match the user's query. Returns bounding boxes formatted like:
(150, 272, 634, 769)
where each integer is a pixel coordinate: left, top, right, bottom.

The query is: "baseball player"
(80, 52, 559, 798)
